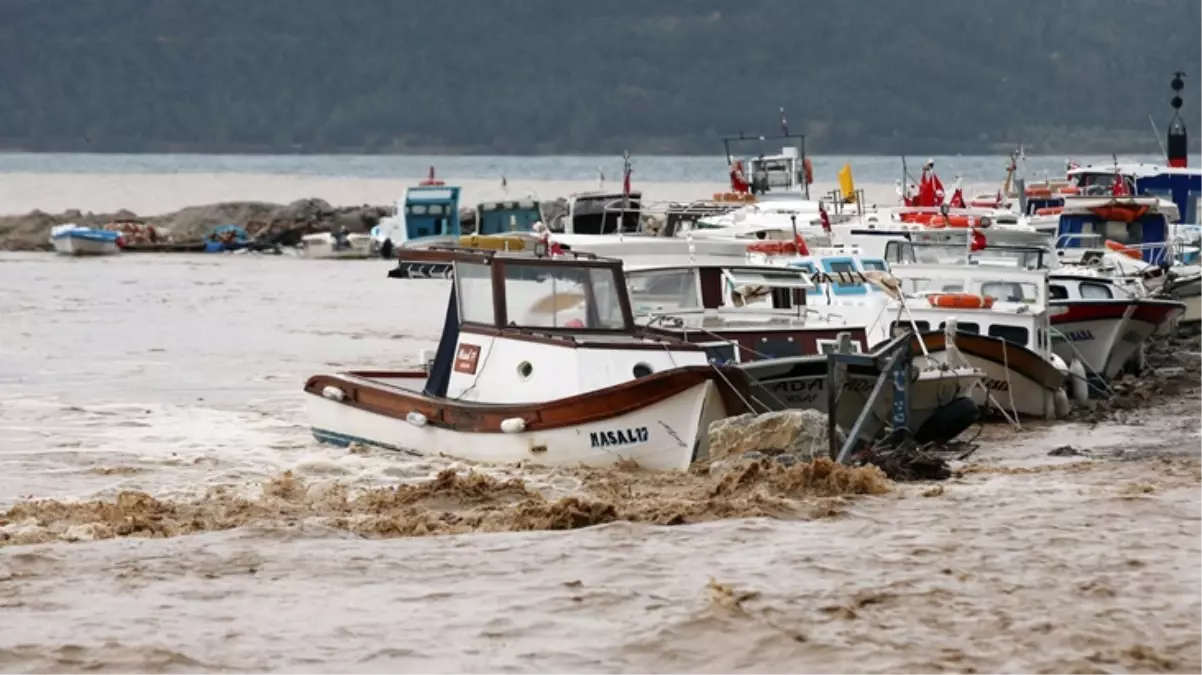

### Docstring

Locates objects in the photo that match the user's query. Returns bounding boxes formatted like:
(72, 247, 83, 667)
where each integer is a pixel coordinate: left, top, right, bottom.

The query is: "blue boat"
(49, 224, 122, 256)
(204, 224, 251, 252)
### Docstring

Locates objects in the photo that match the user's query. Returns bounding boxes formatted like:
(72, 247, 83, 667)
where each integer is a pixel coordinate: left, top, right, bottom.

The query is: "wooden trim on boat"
(304, 365, 751, 433)
(889, 331, 1065, 390)
(458, 323, 712, 351)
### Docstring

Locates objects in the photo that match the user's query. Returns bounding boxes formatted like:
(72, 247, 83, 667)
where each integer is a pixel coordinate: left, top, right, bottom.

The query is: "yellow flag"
(838, 164, 856, 203)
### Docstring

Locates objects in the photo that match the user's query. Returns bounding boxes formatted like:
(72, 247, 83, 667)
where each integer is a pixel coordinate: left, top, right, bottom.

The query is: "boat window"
(501, 262, 626, 330)
(861, 258, 888, 272)
(901, 278, 934, 294)
(1048, 284, 1069, 300)
(407, 205, 428, 215)
(939, 321, 979, 334)
(455, 262, 495, 325)
(981, 281, 1038, 304)
(816, 339, 863, 355)
(988, 324, 1029, 346)
(1083, 220, 1141, 246)
(885, 241, 916, 264)
(1079, 281, 1114, 299)
(891, 320, 930, 336)
(627, 269, 699, 313)
(823, 259, 867, 295)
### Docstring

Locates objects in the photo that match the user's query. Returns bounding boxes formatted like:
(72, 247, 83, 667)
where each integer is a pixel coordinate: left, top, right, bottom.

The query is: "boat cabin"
(476, 198, 543, 236)
(776, 253, 892, 306)
(561, 191, 642, 235)
(380, 185, 463, 244)
(1054, 196, 1171, 265)
(660, 200, 742, 237)
(624, 262, 870, 362)
(883, 261, 1052, 356)
(396, 247, 716, 404)
(1068, 163, 1201, 224)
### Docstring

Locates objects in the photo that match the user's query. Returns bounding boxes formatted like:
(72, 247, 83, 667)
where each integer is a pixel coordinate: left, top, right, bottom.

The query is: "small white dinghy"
(298, 230, 378, 259)
(303, 246, 755, 470)
(49, 224, 122, 256)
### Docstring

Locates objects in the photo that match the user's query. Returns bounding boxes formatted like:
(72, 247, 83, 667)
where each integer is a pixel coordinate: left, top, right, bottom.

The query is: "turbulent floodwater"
(1, 252, 1200, 674)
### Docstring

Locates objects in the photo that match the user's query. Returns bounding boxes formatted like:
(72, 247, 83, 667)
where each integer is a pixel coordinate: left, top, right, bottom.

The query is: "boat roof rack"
(395, 243, 621, 267)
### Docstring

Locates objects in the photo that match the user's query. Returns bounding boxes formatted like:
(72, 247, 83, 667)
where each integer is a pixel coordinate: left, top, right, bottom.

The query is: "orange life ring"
(1104, 239, 1142, 260)
(1057, 185, 1080, 195)
(926, 214, 976, 228)
(1035, 206, 1063, 216)
(746, 241, 803, 255)
(803, 157, 814, 185)
(927, 293, 994, 309)
(1025, 186, 1053, 198)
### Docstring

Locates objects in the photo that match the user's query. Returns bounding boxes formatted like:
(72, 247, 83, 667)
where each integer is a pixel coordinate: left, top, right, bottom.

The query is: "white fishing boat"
(1047, 270, 1185, 378)
(621, 261, 984, 443)
(298, 230, 378, 259)
(304, 246, 754, 470)
(49, 224, 122, 256)
(880, 263, 1070, 419)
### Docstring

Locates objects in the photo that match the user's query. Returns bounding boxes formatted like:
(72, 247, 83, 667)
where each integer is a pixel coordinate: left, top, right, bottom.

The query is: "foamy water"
(0, 251, 1199, 673)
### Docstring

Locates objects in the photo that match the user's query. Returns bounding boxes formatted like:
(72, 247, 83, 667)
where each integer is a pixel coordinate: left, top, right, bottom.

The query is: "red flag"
(622, 164, 631, 198)
(949, 188, 965, 208)
(730, 160, 750, 193)
(1111, 174, 1128, 196)
(917, 169, 936, 207)
(818, 203, 831, 233)
(931, 172, 945, 203)
(793, 233, 810, 255)
(970, 228, 987, 252)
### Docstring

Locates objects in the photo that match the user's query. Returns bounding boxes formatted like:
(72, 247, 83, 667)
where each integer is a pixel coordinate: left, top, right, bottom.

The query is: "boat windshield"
(478, 201, 541, 235)
(627, 268, 699, 314)
(906, 244, 1045, 269)
(502, 262, 628, 330)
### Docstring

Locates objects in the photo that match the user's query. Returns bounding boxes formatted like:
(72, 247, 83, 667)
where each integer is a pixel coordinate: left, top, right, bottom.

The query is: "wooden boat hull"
(1164, 274, 1201, 328)
(740, 357, 981, 441)
(51, 233, 120, 256)
(304, 366, 742, 470)
(1051, 299, 1185, 378)
(889, 332, 1067, 419)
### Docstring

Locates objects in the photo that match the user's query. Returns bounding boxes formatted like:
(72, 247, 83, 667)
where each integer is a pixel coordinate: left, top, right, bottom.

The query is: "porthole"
(633, 362, 654, 378)
(517, 361, 533, 380)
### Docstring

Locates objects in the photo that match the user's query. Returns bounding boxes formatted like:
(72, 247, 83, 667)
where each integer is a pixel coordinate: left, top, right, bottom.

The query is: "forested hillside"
(0, 0, 1198, 154)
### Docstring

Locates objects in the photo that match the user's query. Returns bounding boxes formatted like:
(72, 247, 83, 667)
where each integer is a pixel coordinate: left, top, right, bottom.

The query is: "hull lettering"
(589, 426, 650, 448)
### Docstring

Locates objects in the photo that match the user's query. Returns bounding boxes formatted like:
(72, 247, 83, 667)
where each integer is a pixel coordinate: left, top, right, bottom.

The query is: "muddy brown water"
(0, 252, 1199, 673)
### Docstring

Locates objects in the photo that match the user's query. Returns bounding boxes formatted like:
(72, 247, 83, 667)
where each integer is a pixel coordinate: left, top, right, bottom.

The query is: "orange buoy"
(803, 157, 814, 185)
(926, 213, 976, 228)
(746, 240, 803, 255)
(1057, 185, 1080, 195)
(1025, 186, 1053, 198)
(927, 293, 995, 309)
(1035, 206, 1063, 216)
(1104, 239, 1142, 260)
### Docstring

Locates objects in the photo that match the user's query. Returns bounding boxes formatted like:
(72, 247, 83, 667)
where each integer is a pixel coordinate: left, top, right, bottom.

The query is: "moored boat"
(304, 246, 754, 470)
(298, 228, 378, 259)
(49, 224, 122, 256)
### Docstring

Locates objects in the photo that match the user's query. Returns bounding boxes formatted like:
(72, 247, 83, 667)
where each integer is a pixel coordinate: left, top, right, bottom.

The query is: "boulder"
(706, 409, 841, 464)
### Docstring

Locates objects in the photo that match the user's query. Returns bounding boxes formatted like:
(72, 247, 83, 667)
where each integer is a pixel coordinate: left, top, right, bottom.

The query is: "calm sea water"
(0, 152, 1193, 185)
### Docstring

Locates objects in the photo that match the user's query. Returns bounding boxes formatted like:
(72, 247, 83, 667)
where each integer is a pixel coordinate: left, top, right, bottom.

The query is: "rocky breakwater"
(0, 199, 393, 251)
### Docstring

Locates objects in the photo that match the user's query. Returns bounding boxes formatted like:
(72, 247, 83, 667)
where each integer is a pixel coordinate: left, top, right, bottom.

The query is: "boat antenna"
(1148, 114, 1169, 161)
